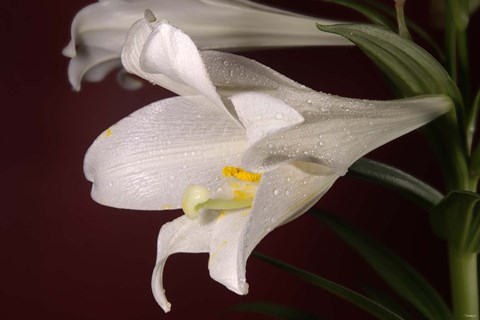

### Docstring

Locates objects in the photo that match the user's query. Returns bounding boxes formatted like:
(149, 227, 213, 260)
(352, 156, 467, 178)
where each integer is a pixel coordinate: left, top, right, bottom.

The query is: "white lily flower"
(63, 0, 353, 90)
(83, 17, 451, 312)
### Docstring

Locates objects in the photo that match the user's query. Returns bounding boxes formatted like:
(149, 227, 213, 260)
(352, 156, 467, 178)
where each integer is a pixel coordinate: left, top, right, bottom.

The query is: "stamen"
(181, 185, 253, 220)
(222, 166, 262, 183)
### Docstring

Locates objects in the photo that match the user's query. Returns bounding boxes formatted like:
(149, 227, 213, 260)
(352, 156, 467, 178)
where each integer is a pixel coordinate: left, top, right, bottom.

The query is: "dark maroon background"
(1, 1, 479, 319)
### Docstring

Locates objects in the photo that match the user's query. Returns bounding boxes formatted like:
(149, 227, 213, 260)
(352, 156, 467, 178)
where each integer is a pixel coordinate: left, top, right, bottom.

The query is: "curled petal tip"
(62, 41, 76, 58)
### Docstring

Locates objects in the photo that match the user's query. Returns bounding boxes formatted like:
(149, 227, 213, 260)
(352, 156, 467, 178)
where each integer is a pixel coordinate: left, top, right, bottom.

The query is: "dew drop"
(307, 99, 313, 105)
(273, 189, 280, 196)
(285, 190, 291, 196)
(275, 113, 284, 120)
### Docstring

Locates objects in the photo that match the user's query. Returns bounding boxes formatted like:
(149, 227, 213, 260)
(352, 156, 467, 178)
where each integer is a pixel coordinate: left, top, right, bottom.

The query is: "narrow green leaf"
(363, 287, 419, 320)
(315, 24, 460, 103)
(229, 302, 323, 320)
(328, 0, 444, 59)
(323, 0, 396, 30)
(430, 191, 480, 253)
(312, 211, 452, 320)
(253, 252, 406, 320)
(348, 158, 443, 209)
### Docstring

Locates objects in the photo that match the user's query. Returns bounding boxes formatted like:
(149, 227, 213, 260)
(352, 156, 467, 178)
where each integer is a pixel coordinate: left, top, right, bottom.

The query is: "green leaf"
(325, 0, 444, 60)
(312, 211, 452, 320)
(229, 302, 323, 320)
(363, 287, 419, 320)
(315, 24, 460, 104)
(348, 158, 443, 209)
(430, 191, 480, 253)
(323, 0, 396, 30)
(253, 252, 406, 320)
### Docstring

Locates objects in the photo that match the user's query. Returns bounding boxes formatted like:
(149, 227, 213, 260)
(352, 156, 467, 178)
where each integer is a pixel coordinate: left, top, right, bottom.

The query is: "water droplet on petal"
(275, 113, 283, 120)
(273, 189, 280, 196)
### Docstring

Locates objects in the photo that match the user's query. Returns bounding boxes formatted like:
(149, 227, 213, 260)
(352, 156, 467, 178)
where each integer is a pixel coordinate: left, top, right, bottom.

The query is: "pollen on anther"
(222, 166, 261, 183)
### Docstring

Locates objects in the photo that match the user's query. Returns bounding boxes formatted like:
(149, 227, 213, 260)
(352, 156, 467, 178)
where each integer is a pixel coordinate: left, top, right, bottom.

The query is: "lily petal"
(151, 162, 339, 313)
(122, 19, 236, 119)
(140, 20, 224, 109)
(65, 0, 352, 89)
(208, 162, 340, 299)
(201, 50, 310, 94)
(151, 215, 213, 313)
(233, 93, 452, 172)
(84, 96, 246, 210)
(232, 92, 305, 145)
(67, 47, 120, 90)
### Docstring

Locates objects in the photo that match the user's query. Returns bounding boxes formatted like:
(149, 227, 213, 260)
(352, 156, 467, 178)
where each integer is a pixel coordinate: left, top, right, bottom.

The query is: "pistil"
(182, 185, 252, 219)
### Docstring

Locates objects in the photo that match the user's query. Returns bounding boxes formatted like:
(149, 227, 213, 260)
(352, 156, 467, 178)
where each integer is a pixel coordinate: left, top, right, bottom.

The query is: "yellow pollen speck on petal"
(234, 190, 251, 201)
(221, 240, 228, 246)
(162, 204, 173, 210)
(217, 211, 226, 220)
(222, 166, 261, 183)
(105, 128, 113, 137)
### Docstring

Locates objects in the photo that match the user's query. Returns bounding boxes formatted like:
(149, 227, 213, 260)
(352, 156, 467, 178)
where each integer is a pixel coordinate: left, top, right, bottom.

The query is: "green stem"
(448, 245, 479, 320)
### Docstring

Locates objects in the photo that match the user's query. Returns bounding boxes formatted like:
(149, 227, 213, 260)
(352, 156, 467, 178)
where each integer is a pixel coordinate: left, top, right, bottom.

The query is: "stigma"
(182, 185, 252, 220)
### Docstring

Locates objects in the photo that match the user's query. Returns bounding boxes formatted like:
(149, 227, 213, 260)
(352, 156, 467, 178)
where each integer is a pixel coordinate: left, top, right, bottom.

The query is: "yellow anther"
(222, 166, 261, 183)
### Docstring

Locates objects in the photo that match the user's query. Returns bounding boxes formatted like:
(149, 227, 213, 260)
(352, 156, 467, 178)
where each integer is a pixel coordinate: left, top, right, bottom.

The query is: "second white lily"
(84, 15, 452, 312)
(64, 0, 352, 90)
